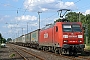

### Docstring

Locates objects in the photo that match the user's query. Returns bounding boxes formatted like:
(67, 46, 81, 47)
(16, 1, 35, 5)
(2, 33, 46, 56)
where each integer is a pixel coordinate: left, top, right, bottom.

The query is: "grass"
(85, 44, 90, 50)
(87, 43, 90, 46)
(9, 53, 15, 58)
(86, 43, 90, 46)
(85, 47, 90, 50)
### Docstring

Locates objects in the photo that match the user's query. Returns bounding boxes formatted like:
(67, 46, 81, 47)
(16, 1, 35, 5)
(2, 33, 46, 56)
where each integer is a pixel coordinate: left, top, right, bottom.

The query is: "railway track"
(12, 48, 27, 60)
(77, 56, 90, 60)
(40, 49, 90, 60)
(11, 45, 45, 60)
(60, 53, 90, 60)
(9, 44, 90, 60)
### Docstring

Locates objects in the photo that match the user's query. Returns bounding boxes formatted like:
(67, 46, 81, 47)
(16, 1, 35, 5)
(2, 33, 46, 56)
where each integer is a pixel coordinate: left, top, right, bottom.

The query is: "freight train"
(10, 9, 85, 55)
(11, 19, 85, 55)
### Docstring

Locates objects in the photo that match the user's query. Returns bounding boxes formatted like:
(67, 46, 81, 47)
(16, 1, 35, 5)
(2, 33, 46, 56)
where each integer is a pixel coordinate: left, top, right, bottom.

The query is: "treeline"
(0, 33, 6, 43)
(0, 33, 12, 44)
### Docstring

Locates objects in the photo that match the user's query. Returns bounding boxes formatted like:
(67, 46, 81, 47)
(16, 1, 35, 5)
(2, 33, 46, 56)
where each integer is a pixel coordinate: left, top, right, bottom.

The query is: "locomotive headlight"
(63, 35, 68, 38)
(64, 40, 68, 43)
(78, 40, 82, 42)
(78, 35, 82, 38)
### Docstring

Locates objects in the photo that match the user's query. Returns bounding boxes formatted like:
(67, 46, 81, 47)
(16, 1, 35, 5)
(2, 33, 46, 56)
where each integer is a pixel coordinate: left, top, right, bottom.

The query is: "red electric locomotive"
(39, 21, 85, 55)
(39, 9, 85, 55)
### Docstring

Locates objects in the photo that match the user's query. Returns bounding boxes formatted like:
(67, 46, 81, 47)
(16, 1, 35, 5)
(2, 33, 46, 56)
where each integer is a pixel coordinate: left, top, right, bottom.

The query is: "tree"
(66, 12, 86, 23)
(0, 33, 6, 43)
(2, 38, 6, 43)
(66, 12, 78, 22)
(54, 18, 61, 23)
(85, 14, 90, 43)
(0, 33, 3, 43)
(7, 38, 12, 42)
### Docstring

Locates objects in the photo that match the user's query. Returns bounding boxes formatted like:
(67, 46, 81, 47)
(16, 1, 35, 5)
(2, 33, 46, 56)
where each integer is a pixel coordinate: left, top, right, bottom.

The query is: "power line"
(23, 0, 33, 15)
(74, 0, 81, 4)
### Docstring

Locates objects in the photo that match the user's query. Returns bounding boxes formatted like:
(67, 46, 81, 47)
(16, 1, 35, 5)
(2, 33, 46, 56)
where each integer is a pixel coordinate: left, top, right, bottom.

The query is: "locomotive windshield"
(72, 24, 82, 32)
(63, 24, 82, 32)
(63, 25, 72, 32)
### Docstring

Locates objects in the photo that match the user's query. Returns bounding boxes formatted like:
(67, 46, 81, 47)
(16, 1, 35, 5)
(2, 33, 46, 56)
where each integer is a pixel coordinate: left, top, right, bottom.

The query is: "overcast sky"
(0, 0, 90, 39)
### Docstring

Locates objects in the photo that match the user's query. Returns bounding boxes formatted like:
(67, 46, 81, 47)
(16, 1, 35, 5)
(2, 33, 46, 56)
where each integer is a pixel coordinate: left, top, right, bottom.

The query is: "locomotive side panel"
(39, 23, 63, 47)
(39, 27, 53, 46)
(54, 22, 63, 47)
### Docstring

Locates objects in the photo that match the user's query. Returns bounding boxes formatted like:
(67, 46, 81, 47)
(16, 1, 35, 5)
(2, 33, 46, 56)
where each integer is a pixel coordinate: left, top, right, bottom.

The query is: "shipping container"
(25, 33, 31, 43)
(31, 29, 40, 44)
(22, 35, 25, 43)
(15, 37, 19, 42)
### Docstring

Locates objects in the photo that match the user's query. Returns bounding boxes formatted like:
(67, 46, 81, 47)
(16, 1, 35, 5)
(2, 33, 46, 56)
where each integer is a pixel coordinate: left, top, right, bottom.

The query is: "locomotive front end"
(62, 22, 85, 55)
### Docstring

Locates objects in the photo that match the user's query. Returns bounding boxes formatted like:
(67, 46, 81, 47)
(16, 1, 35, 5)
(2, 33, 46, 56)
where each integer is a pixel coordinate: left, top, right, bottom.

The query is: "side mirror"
(82, 27, 85, 30)
(82, 27, 85, 33)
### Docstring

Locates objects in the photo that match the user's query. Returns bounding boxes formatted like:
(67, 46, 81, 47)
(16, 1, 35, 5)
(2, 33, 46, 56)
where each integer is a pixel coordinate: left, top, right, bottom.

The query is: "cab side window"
(56, 26, 58, 32)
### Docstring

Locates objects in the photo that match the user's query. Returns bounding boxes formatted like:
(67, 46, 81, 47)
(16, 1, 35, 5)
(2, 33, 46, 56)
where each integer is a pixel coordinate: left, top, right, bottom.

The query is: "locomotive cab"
(63, 23, 83, 44)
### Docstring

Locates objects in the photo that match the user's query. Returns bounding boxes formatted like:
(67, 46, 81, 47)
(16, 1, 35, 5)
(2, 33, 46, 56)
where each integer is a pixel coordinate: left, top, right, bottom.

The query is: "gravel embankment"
(0, 44, 23, 60)
(1, 44, 90, 60)
(0, 44, 71, 60)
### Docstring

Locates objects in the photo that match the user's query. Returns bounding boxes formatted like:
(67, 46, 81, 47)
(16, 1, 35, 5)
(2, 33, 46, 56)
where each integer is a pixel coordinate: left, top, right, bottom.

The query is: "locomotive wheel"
(55, 48, 62, 55)
(42, 47, 46, 51)
(55, 48, 58, 54)
(59, 48, 62, 55)
(73, 47, 78, 56)
(69, 47, 73, 55)
(81, 48, 85, 55)
(69, 46, 78, 56)
(69, 50, 73, 55)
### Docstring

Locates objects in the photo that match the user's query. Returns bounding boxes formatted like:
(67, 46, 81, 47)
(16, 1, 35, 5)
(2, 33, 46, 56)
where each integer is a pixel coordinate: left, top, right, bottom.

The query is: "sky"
(0, 0, 90, 39)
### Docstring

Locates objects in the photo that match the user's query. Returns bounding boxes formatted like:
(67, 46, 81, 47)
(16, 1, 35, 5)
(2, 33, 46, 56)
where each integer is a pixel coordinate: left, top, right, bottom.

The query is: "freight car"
(14, 29, 40, 48)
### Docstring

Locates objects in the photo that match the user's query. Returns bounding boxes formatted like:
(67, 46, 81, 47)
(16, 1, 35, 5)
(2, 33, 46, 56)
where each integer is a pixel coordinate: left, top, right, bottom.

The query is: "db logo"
(44, 33, 48, 38)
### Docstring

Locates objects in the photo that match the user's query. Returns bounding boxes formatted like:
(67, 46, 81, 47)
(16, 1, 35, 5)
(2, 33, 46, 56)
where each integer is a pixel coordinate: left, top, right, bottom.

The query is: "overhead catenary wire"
(22, 0, 33, 15)
(74, 0, 81, 4)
